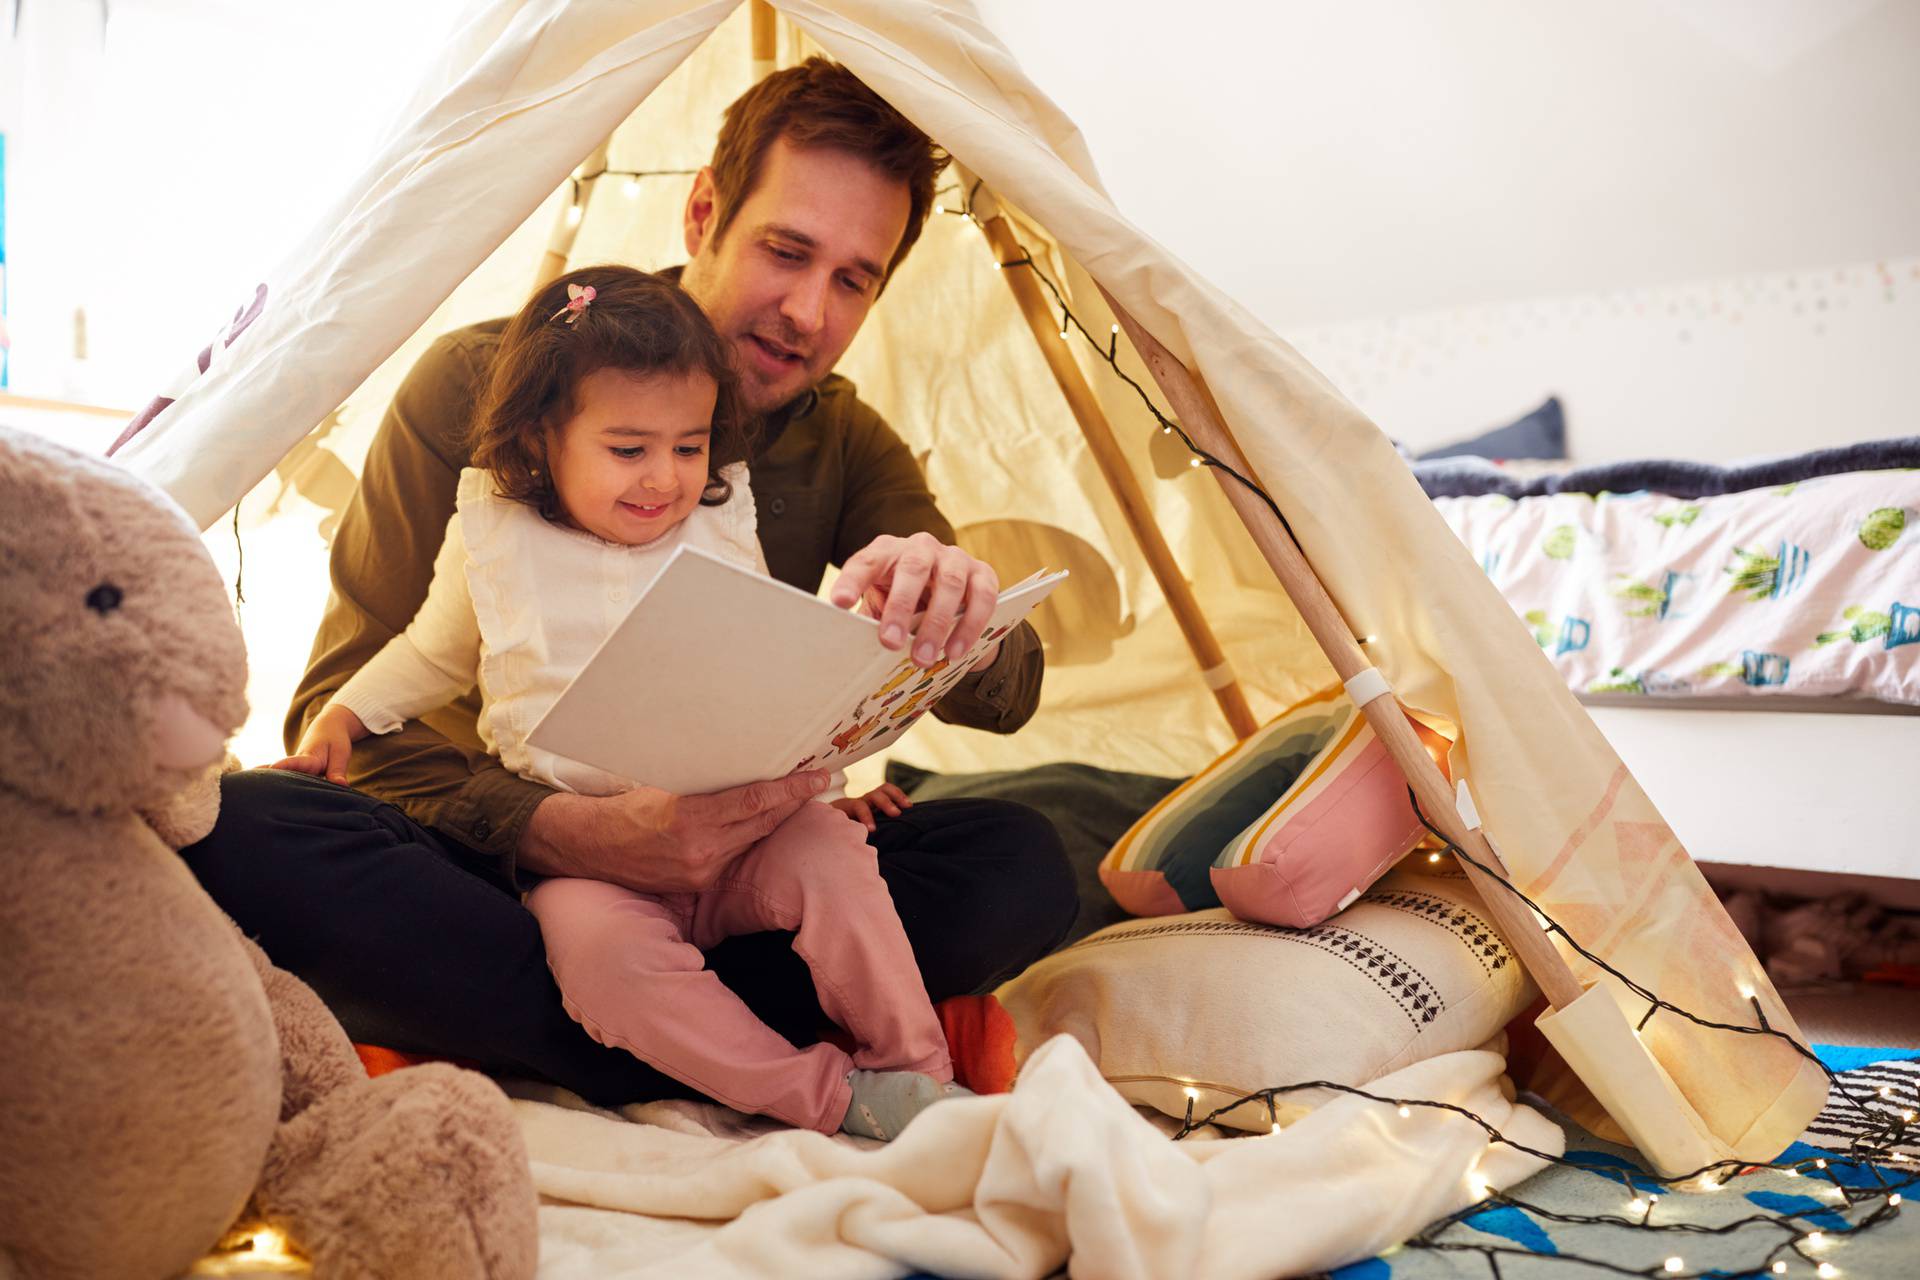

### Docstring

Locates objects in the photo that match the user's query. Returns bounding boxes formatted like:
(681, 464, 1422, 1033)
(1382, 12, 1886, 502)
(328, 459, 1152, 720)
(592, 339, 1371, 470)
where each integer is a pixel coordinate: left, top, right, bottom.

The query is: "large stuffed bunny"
(0, 428, 539, 1280)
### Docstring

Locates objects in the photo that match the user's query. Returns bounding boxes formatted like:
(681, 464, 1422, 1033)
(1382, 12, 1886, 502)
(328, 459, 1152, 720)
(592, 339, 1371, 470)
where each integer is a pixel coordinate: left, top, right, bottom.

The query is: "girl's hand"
(270, 704, 367, 786)
(828, 783, 913, 832)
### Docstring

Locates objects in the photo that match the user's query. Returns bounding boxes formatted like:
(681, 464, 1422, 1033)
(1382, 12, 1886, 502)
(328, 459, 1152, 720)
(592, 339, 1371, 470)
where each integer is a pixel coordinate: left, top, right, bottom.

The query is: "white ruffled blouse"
(331, 464, 763, 797)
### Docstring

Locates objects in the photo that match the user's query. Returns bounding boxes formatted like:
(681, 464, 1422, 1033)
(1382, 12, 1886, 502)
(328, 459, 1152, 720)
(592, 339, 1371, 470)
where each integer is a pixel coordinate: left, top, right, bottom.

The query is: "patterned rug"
(1327, 1045, 1920, 1280)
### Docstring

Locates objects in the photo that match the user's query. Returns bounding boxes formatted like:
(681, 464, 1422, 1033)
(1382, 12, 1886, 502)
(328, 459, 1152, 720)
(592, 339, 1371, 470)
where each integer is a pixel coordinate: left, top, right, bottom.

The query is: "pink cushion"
(1210, 717, 1450, 927)
(1098, 686, 1451, 926)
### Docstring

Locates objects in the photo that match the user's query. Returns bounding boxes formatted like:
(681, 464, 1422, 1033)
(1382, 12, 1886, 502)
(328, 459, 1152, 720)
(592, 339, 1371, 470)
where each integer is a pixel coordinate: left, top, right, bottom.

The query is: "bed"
(1414, 438, 1920, 903)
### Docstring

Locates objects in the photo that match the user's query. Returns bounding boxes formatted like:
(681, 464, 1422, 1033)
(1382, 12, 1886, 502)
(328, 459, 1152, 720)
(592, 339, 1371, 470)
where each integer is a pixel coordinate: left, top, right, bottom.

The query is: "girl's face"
(546, 366, 719, 547)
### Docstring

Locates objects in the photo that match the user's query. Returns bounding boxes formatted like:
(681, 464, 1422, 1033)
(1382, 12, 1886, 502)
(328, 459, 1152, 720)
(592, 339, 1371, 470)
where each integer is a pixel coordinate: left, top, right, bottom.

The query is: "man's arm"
(286, 326, 553, 888)
(827, 396, 1044, 733)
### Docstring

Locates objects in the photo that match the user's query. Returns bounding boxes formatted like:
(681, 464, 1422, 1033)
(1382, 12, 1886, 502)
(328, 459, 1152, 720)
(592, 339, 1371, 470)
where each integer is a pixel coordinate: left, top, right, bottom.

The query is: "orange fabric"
(352, 1043, 477, 1078)
(937, 994, 1019, 1094)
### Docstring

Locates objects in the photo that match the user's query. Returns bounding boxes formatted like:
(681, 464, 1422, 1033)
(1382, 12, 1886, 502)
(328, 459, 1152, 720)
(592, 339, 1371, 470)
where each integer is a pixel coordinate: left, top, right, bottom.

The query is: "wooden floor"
(1781, 981, 1920, 1049)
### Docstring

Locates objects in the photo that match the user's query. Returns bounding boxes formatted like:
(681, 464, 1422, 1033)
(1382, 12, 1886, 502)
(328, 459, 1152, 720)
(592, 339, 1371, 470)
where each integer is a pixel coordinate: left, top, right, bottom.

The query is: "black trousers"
(182, 768, 1076, 1107)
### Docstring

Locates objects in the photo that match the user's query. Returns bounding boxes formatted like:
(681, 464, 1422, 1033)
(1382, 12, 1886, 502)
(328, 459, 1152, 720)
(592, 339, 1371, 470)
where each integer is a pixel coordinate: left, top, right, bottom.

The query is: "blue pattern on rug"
(1462, 1204, 1559, 1253)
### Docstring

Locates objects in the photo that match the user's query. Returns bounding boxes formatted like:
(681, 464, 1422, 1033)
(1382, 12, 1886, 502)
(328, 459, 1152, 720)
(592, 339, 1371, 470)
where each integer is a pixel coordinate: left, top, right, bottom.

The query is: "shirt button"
(769, 497, 787, 516)
(609, 584, 626, 602)
(473, 817, 492, 841)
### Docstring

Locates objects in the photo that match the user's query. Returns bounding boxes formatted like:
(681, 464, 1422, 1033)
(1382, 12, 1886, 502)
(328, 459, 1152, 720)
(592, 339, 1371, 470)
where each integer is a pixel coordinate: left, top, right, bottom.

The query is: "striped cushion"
(1098, 686, 1450, 927)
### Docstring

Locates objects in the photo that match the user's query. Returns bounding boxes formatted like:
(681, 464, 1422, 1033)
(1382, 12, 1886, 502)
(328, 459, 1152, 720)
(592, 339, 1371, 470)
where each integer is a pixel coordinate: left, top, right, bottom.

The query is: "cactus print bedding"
(1433, 469, 1920, 705)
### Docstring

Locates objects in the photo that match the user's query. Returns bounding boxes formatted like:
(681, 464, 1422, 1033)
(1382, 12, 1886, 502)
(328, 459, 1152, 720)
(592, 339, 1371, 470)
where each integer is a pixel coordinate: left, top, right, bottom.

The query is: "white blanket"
(516, 1036, 1562, 1280)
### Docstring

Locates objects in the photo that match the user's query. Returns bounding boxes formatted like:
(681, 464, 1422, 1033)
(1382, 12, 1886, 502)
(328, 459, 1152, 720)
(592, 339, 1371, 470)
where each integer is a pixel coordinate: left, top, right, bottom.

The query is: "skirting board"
(1584, 703, 1920, 885)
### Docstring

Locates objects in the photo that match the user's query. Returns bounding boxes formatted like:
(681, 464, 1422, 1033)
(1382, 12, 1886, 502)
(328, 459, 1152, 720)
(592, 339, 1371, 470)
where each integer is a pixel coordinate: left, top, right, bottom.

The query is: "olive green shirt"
(289, 317, 1043, 888)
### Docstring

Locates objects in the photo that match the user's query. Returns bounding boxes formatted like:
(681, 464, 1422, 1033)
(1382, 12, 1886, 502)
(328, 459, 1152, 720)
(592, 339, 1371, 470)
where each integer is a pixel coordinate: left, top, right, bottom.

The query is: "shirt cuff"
(932, 620, 1042, 732)
(431, 766, 552, 892)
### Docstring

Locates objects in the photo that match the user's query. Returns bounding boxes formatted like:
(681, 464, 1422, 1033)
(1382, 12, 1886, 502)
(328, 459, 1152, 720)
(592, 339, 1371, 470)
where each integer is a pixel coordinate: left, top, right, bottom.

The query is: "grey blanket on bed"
(1413, 435, 1920, 500)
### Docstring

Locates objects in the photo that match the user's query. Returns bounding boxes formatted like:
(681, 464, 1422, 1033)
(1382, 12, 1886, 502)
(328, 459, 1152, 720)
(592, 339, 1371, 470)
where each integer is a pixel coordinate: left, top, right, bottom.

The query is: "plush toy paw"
(255, 1064, 538, 1280)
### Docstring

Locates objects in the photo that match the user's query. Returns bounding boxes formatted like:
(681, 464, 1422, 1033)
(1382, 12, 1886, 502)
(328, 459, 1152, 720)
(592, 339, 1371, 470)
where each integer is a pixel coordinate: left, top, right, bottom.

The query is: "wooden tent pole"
(533, 139, 612, 291)
(1100, 285, 1586, 1010)
(750, 0, 778, 79)
(968, 190, 1258, 740)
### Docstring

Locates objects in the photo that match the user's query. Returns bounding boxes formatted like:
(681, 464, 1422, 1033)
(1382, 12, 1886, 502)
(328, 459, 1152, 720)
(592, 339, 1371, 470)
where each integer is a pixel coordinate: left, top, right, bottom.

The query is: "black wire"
(1404, 788, 1908, 1168)
(230, 501, 245, 607)
(944, 177, 1304, 548)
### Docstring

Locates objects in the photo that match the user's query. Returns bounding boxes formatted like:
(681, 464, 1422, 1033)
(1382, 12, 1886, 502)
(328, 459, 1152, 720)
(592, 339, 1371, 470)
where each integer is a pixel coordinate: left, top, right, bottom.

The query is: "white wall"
(0, 0, 467, 405)
(974, 0, 1920, 458)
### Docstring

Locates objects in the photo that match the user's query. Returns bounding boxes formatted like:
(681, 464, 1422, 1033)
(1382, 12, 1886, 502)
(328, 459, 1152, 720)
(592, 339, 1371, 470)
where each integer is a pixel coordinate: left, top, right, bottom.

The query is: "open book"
(527, 544, 1066, 795)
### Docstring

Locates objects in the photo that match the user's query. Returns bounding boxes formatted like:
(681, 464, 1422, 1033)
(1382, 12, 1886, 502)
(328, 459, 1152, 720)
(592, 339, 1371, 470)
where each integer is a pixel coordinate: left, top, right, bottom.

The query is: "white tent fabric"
(111, 0, 1823, 1209)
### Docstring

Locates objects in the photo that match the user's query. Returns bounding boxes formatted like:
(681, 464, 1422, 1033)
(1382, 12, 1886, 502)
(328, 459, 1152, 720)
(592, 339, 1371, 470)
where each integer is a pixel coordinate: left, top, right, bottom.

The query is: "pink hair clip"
(549, 283, 596, 325)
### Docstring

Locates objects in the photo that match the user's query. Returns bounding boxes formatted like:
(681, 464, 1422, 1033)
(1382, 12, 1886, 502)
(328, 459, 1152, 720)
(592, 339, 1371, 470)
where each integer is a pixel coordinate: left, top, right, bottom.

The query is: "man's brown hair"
(470, 265, 751, 521)
(708, 56, 950, 285)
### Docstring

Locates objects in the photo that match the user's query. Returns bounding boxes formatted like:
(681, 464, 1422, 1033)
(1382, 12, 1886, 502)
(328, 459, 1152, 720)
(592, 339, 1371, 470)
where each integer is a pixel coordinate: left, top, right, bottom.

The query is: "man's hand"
(830, 531, 1000, 669)
(518, 770, 831, 892)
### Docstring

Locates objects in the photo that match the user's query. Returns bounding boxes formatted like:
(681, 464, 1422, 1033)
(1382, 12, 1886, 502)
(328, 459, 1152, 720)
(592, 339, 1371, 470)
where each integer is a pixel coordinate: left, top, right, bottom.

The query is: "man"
(184, 59, 1077, 1107)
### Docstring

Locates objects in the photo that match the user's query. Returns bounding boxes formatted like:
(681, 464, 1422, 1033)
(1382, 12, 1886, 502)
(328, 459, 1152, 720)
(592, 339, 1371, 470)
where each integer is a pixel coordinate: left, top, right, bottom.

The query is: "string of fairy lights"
(1140, 789, 1914, 1278)
(935, 178, 1306, 544)
(561, 166, 702, 226)
(219, 165, 1908, 1276)
(929, 178, 1914, 1277)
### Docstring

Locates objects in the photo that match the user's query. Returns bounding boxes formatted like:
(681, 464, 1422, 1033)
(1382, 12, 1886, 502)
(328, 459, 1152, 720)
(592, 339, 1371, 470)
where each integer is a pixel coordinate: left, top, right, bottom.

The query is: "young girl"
(276, 267, 963, 1141)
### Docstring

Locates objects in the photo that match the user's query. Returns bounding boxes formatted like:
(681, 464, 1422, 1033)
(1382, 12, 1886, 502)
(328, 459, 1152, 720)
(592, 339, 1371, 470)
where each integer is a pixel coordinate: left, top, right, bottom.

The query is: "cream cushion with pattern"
(997, 862, 1538, 1132)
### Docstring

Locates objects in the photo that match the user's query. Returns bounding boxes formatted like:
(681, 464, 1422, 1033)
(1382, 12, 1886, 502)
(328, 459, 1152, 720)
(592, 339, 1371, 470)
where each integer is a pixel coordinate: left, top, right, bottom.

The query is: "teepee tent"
(109, 0, 1824, 1179)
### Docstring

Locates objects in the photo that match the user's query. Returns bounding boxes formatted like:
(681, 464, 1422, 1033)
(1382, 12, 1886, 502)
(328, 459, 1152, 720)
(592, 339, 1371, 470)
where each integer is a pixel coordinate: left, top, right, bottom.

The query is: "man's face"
(679, 137, 911, 415)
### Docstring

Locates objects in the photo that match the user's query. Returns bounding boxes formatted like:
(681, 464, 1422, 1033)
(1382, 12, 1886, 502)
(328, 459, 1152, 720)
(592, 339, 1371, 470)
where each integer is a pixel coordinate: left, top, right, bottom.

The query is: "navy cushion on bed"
(1417, 396, 1566, 461)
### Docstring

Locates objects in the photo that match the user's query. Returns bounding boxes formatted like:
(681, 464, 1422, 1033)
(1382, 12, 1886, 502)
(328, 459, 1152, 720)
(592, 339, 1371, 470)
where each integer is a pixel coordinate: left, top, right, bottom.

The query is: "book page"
(528, 546, 1064, 795)
(779, 570, 1067, 779)
(527, 546, 882, 794)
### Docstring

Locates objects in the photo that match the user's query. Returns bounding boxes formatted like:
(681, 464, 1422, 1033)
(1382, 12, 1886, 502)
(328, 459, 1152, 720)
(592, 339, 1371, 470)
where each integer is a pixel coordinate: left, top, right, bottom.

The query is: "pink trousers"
(525, 801, 952, 1132)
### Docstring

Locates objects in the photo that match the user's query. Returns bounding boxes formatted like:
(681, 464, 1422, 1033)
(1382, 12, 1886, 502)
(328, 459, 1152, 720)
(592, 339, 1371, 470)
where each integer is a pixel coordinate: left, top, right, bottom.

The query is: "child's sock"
(839, 1069, 948, 1141)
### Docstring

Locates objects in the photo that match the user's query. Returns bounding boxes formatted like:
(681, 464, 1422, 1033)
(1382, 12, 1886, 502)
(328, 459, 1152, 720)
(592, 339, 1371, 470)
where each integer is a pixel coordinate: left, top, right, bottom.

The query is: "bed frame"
(1584, 698, 1920, 908)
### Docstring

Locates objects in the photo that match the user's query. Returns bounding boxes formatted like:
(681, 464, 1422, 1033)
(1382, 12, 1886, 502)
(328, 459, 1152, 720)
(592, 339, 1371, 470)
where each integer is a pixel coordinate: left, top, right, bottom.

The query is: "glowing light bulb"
(1904, 1110, 1915, 1122)
(1891, 1193, 1903, 1206)
(1771, 1265, 1787, 1276)
(1628, 1198, 1649, 1215)
(1161, 426, 1172, 434)
(1807, 1231, 1824, 1246)
(565, 203, 583, 227)
(1879, 1087, 1893, 1099)
(1428, 852, 1443, 864)
(1738, 985, 1754, 1000)
(1816, 1264, 1837, 1279)
(1060, 328, 1070, 339)
(1398, 1105, 1412, 1118)
(1182, 1086, 1199, 1101)
(1786, 1167, 1801, 1177)
(1110, 323, 1119, 335)
(1189, 458, 1202, 469)
(624, 178, 640, 198)
(1815, 1159, 1828, 1170)
(1664, 1257, 1684, 1273)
